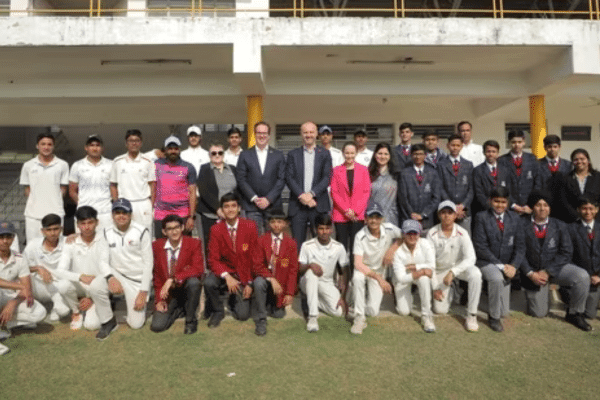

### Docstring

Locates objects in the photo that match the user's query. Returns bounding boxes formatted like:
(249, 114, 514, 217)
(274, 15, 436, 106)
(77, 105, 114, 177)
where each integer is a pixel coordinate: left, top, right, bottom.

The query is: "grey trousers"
(203, 273, 251, 321)
(524, 263, 590, 318)
(480, 264, 511, 320)
(585, 289, 600, 319)
(252, 277, 286, 322)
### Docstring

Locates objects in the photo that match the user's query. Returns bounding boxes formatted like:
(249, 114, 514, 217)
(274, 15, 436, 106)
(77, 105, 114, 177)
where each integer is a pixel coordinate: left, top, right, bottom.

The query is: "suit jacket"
(253, 233, 299, 307)
(498, 152, 541, 206)
(208, 218, 258, 285)
(535, 157, 571, 221)
(425, 148, 448, 169)
(538, 157, 571, 192)
(569, 221, 600, 280)
(520, 218, 572, 291)
(394, 144, 413, 172)
(152, 236, 203, 306)
(330, 164, 371, 223)
(398, 164, 440, 229)
(562, 170, 600, 223)
(196, 163, 237, 215)
(473, 209, 525, 269)
(285, 145, 332, 215)
(236, 146, 286, 213)
(437, 156, 474, 213)
(472, 162, 510, 214)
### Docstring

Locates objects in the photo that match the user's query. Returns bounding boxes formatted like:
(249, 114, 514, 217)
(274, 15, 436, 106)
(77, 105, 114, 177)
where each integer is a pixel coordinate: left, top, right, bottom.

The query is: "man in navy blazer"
(473, 187, 525, 332)
(520, 191, 591, 331)
(498, 130, 541, 215)
(236, 121, 286, 236)
(538, 135, 572, 221)
(285, 121, 332, 248)
(393, 122, 414, 173)
(472, 140, 510, 216)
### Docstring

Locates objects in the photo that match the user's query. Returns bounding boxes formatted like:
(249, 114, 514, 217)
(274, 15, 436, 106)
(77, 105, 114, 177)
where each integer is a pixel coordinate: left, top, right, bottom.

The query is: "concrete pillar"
(127, 0, 146, 17)
(236, 0, 269, 18)
(392, 123, 401, 146)
(246, 95, 263, 148)
(10, 0, 29, 16)
(529, 95, 546, 158)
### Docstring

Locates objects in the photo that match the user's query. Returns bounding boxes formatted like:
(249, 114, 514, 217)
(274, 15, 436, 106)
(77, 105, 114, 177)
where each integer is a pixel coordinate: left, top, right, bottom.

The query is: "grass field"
(2, 311, 600, 400)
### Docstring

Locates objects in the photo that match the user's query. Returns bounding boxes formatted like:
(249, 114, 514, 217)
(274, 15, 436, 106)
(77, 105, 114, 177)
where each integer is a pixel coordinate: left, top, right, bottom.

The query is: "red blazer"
(208, 218, 257, 285)
(152, 236, 203, 306)
(253, 233, 299, 308)
(330, 163, 371, 223)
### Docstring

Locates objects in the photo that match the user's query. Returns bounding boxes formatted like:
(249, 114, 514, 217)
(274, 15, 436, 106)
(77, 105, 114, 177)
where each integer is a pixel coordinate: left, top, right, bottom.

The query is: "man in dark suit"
(285, 121, 332, 248)
(398, 144, 440, 231)
(569, 197, 600, 320)
(498, 130, 541, 215)
(394, 122, 414, 172)
(472, 140, 510, 216)
(473, 187, 525, 332)
(203, 192, 258, 328)
(521, 191, 591, 331)
(538, 135, 572, 221)
(150, 214, 203, 334)
(236, 121, 286, 236)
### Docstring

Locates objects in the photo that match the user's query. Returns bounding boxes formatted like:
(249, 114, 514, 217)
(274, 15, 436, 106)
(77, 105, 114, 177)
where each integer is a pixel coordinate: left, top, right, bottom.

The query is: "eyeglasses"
(210, 151, 224, 156)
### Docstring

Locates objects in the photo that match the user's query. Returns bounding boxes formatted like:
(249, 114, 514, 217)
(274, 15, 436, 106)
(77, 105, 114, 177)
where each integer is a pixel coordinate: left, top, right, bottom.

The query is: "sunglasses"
(211, 151, 224, 156)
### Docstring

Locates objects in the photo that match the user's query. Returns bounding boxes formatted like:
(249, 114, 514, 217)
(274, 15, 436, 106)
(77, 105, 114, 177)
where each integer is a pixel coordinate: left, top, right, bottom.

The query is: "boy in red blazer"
(252, 212, 299, 336)
(150, 214, 203, 334)
(204, 192, 258, 328)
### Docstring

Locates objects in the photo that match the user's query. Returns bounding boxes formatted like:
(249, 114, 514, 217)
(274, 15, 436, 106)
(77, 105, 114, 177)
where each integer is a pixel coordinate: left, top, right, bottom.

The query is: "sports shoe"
(96, 317, 118, 341)
(464, 315, 479, 332)
(306, 316, 319, 333)
(350, 315, 367, 335)
(70, 313, 83, 330)
(0, 342, 9, 356)
(422, 315, 436, 333)
(208, 312, 225, 328)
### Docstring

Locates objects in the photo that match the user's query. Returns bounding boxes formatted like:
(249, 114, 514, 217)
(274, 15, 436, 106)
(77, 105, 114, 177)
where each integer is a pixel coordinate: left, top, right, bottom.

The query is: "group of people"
(1, 119, 599, 356)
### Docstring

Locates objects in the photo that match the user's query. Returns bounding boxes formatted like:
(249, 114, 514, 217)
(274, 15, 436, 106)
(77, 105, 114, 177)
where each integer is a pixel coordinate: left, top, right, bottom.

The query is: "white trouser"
(112, 270, 147, 329)
(63, 277, 113, 330)
(432, 266, 482, 316)
(353, 270, 384, 317)
(299, 269, 343, 317)
(30, 275, 73, 316)
(131, 199, 153, 235)
(0, 289, 47, 328)
(394, 276, 433, 317)
(25, 217, 43, 244)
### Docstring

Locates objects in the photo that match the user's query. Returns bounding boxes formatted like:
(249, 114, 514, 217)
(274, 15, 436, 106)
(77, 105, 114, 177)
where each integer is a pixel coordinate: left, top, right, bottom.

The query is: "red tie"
(229, 227, 237, 250)
(496, 217, 504, 232)
(513, 156, 523, 176)
(534, 223, 547, 239)
(416, 170, 423, 185)
(402, 145, 410, 156)
(452, 160, 460, 176)
(491, 166, 498, 185)
(588, 225, 595, 241)
(549, 160, 559, 174)
(270, 237, 281, 272)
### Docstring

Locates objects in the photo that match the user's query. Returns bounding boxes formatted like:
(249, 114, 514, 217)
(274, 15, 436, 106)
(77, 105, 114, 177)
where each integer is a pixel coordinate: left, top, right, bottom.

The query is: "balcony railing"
(1, 0, 599, 19)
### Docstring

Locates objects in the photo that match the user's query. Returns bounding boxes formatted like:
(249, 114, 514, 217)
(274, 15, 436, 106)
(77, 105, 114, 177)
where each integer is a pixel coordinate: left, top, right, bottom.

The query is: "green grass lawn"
(2, 312, 600, 400)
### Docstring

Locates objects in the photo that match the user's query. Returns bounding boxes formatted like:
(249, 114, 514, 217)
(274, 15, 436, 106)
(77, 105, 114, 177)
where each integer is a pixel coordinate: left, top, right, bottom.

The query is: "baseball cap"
(112, 198, 133, 213)
(164, 136, 181, 148)
(0, 221, 16, 236)
(438, 200, 457, 213)
(86, 134, 103, 145)
(319, 125, 333, 134)
(187, 125, 202, 136)
(402, 219, 421, 234)
(366, 202, 384, 217)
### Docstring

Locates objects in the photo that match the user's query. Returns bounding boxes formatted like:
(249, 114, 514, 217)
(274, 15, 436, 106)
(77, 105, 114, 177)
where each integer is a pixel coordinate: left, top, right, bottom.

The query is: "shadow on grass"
(10, 322, 55, 337)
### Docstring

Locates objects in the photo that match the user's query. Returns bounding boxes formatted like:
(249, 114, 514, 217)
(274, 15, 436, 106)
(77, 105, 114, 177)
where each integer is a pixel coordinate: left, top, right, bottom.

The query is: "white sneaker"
(70, 313, 83, 330)
(465, 315, 479, 332)
(422, 315, 436, 333)
(350, 316, 367, 335)
(307, 316, 319, 332)
(0, 342, 9, 356)
(49, 310, 60, 322)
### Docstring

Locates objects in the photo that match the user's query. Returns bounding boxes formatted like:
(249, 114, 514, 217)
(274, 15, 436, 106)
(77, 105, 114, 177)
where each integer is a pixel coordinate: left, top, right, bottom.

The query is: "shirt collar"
(256, 145, 269, 154)
(271, 233, 283, 241)
(449, 156, 460, 163)
(583, 220, 595, 230)
(486, 162, 497, 170)
(546, 156, 559, 164)
(164, 238, 182, 251)
(493, 212, 505, 221)
(531, 217, 549, 226)
(511, 152, 523, 159)
(226, 219, 239, 231)
(413, 165, 424, 173)
(35, 155, 57, 166)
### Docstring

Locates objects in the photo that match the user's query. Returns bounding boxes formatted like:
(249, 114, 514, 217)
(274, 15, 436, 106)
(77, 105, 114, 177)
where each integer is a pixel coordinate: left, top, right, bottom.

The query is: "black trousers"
(150, 277, 201, 332)
(203, 273, 251, 321)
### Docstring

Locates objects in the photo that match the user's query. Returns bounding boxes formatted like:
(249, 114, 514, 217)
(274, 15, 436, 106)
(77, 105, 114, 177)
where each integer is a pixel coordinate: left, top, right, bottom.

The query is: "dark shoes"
(208, 312, 224, 328)
(184, 323, 198, 335)
(488, 317, 504, 332)
(96, 317, 117, 341)
(565, 313, 592, 332)
(255, 319, 267, 336)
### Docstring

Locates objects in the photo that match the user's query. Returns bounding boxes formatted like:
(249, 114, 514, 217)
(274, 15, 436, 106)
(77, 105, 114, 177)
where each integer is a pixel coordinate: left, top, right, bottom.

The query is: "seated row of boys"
(1, 187, 597, 350)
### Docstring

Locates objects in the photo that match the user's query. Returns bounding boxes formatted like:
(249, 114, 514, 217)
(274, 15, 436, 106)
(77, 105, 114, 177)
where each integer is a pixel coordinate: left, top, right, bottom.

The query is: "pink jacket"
(330, 164, 371, 223)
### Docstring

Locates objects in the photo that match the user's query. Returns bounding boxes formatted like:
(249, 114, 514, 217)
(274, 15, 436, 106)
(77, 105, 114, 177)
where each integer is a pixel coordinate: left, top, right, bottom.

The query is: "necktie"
(513, 156, 523, 176)
(229, 227, 237, 250)
(491, 166, 498, 185)
(588, 225, 595, 241)
(534, 223, 547, 239)
(452, 160, 460, 176)
(496, 216, 504, 232)
(169, 249, 177, 276)
(549, 160, 559, 174)
(416, 170, 423, 185)
(402, 145, 410, 156)
(270, 237, 281, 272)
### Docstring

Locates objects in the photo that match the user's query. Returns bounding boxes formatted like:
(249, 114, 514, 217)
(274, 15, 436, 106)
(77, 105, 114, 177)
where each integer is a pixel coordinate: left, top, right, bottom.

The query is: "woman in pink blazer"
(331, 142, 371, 253)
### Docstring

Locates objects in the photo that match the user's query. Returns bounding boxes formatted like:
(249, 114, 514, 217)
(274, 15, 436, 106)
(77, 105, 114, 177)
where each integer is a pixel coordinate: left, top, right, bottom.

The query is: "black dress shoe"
(255, 319, 267, 336)
(565, 313, 592, 332)
(184, 323, 198, 335)
(208, 312, 224, 328)
(489, 317, 504, 332)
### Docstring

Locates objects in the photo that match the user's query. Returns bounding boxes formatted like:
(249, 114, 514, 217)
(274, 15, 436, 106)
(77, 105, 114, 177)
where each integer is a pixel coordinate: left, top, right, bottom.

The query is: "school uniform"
(394, 144, 413, 172)
(521, 217, 589, 317)
(425, 148, 448, 169)
(355, 148, 373, 167)
(437, 156, 474, 232)
(398, 164, 440, 230)
(70, 156, 114, 231)
(498, 152, 541, 209)
(569, 220, 600, 318)
(473, 209, 525, 320)
(252, 232, 298, 320)
(472, 162, 510, 215)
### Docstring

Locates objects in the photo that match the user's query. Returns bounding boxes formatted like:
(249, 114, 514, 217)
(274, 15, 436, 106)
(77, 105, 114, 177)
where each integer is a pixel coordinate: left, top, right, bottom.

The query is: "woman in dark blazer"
(562, 148, 600, 223)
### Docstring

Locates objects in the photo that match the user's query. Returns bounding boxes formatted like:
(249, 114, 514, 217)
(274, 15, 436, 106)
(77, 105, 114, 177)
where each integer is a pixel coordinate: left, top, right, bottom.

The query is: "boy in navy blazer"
(393, 122, 414, 172)
(423, 131, 447, 168)
(538, 135, 572, 221)
(473, 187, 524, 332)
(472, 140, 510, 217)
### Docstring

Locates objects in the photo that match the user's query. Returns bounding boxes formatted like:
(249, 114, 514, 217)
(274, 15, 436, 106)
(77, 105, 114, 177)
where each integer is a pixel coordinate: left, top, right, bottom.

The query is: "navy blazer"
(285, 145, 332, 215)
(236, 146, 286, 212)
(398, 164, 440, 229)
(473, 209, 525, 269)
(472, 162, 510, 214)
(538, 157, 571, 192)
(424, 148, 448, 169)
(437, 156, 474, 213)
(562, 170, 600, 223)
(196, 163, 237, 215)
(394, 144, 413, 173)
(520, 218, 572, 287)
(569, 221, 600, 283)
(498, 152, 541, 207)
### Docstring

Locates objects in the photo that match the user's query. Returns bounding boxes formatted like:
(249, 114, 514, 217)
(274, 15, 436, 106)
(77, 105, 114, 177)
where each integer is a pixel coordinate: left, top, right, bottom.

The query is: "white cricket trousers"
(299, 269, 343, 317)
(433, 266, 482, 316)
(0, 289, 47, 328)
(393, 276, 433, 317)
(352, 270, 384, 317)
(112, 270, 147, 329)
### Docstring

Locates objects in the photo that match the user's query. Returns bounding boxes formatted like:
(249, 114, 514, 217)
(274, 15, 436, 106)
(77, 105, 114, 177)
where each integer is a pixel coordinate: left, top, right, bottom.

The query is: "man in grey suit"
(520, 190, 591, 331)
(285, 121, 332, 248)
(473, 187, 525, 332)
(236, 121, 286, 236)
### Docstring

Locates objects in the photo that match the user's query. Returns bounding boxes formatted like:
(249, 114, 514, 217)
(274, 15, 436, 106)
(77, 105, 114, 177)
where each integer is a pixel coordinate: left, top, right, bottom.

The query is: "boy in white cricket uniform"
(104, 199, 153, 329)
(351, 203, 402, 334)
(427, 201, 482, 332)
(299, 214, 349, 332)
(393, 219, 436, 332)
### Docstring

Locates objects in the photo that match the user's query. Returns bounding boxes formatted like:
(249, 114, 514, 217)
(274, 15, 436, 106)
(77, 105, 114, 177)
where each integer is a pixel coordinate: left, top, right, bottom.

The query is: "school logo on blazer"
(424, 183, 431, 193)
(508, 236, 514, 246)
(462, 175, 468, 185)
(527, 171, 533, 179)
(500, 181, 506, 187)
(281, 258, 289, 268)
(242, 243, 249, 252)
(548, 238, 556, 249)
